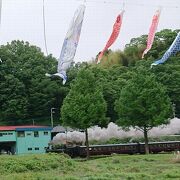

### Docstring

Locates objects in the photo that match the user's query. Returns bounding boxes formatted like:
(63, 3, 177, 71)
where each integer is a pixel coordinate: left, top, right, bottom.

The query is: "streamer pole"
(43, 0, 48, 56)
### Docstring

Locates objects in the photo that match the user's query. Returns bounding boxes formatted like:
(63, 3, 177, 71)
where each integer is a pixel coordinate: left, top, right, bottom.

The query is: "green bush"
(0, 153, 74, 175)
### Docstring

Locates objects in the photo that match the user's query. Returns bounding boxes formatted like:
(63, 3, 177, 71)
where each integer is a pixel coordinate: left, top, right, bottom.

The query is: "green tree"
(152, 59, 180, 118)
(123, 29, 179, 62)
(124, 29, 180, 117)
(134, 56, 180, 118)
(0, 40, 68, 125)
(88, 65, 130, 122)
(101, 65, 130, 122)
(61, 67, 108, 158)
(115, 69, 173, 154)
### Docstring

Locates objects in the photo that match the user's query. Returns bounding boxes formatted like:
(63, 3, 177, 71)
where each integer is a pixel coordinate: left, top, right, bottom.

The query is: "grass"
(0, 153, 180, 179)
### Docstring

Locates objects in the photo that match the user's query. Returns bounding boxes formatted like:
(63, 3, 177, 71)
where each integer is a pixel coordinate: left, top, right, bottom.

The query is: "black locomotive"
(46, 141, 180, 157)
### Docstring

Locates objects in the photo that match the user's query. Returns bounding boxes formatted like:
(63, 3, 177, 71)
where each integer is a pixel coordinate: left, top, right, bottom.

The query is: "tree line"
(0, 29, 180, 155)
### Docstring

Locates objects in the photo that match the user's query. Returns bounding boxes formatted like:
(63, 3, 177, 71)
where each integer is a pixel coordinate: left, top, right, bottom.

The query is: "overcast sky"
(0, 0, 180, 62)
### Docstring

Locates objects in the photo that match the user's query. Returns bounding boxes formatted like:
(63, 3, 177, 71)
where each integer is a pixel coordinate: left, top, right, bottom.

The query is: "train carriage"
(68, 143, 139, 157)
(47, 141, 180, 157)
(139, 141, 180, 153)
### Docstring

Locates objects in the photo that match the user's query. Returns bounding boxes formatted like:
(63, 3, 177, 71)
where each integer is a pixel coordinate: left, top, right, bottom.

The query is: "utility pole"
(173, 103, 176, 118)
(50, 108, 56, 127)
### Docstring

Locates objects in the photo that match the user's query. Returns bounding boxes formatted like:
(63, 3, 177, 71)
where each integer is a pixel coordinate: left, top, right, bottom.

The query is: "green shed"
(0, 126, 52, 155)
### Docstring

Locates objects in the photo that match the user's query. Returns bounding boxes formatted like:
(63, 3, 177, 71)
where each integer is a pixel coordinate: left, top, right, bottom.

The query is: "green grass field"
(0, 153, 179, 180)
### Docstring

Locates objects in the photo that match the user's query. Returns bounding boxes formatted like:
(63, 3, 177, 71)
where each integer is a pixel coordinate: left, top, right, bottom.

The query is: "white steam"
(52, 118, 180, 145)
(149, 117, 180, 136)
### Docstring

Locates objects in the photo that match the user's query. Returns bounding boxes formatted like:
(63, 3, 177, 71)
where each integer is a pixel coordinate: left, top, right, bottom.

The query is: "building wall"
(16, 130, 51, 155)
(0, 131, 16, 142)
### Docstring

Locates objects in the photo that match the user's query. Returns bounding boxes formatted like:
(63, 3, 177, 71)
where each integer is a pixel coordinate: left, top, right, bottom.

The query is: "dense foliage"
(98, 29, 180, 118)
(61, 67, 108, 158)
(115, 69, 172, 129)
(114, 68, 173, 153)
(0, 153, 72, 174)
(61, 67, 108, 130)
(0, 29, 179, 127)
(0, 41, 69, 125)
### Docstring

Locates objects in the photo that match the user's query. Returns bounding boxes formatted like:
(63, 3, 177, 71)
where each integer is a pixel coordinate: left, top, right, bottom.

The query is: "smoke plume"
(52, 118, 180, 145)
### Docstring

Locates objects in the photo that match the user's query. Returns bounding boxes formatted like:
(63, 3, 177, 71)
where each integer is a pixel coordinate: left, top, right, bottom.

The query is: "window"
(27, 133, 31, 136)
(44, 131, 48, 135)
(17, 131, 25, 137)
(34, 131, 39, 137)
(35, 147, 39, 150)
(28, 148, 32, 151)
(0, 133, 13, 136)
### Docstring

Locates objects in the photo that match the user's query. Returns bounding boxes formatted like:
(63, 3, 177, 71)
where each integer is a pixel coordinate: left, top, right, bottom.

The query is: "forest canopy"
(0, 29, 179, 126)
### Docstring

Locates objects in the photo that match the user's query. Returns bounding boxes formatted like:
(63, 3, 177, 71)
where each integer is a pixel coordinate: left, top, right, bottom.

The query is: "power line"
(42, 0, 49, 56)
(76, 0, 179, 9)
(0, 0, 2, 28)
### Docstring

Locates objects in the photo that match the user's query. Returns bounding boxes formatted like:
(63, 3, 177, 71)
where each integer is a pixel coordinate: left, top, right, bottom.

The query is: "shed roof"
(0, 125, 51, 131)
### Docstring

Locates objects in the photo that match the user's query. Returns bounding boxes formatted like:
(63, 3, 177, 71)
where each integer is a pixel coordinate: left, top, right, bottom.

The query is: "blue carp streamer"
(151, 32, 180, 67)
(46, 5, 85, 84)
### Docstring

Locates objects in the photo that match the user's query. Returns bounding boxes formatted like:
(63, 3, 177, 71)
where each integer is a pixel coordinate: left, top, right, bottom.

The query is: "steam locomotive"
(46, 141, 180, 157)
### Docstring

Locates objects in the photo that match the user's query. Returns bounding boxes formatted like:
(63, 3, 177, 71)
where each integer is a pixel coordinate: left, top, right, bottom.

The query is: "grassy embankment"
(0, 153, 179, 179)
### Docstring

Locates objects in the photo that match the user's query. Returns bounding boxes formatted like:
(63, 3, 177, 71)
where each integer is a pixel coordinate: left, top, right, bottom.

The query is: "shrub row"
(0, 153, 74, 174)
